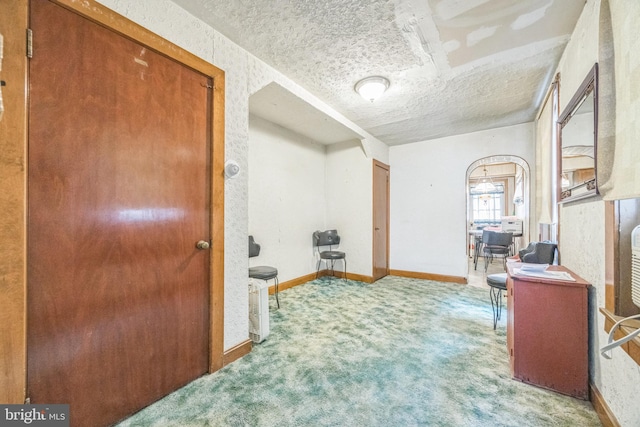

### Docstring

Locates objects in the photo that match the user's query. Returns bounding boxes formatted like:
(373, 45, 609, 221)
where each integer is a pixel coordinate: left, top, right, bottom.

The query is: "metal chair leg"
(316, 257, 347, 283)
(489, 287, 503, 329)
(274, 277, 280, 309)
(474, 243, 480, 270)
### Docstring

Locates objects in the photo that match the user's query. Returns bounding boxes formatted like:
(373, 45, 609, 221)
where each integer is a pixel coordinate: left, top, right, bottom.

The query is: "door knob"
(196, 240, 210, 250)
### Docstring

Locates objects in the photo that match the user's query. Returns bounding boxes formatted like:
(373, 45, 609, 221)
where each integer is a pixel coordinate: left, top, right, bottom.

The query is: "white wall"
(389, 123, 534, 278)
(555, 1, 640, 426)
(248, 120, 381, 281)
(248, 115, 326, 279)
(326, 140, 375, 277)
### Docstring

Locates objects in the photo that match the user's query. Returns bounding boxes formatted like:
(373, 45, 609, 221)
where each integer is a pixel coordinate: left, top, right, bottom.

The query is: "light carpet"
(117, 276, 600, 426)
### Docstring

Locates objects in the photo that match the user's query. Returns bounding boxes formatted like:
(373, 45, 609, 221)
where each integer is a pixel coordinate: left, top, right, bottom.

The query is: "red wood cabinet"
(506, 263, 590, 399)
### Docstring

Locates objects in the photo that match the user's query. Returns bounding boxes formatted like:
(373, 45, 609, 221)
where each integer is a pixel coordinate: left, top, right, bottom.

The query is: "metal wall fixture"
(224, 160, 240, 179)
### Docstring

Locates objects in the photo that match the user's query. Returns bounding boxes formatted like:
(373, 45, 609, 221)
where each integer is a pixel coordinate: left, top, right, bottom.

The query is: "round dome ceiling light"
(354, 76, 390, 102)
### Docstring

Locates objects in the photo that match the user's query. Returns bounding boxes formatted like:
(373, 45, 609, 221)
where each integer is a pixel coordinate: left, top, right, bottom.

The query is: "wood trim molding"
(605, 283, 615, 312)
(390, 270, 467, 284)
(0, 0, 29, 404)
(223, 340, 252, 367)
(269, 272, 319, 294)
(315, 269, 374, 284)
(345, 272, 375, 284)
(600, 308, 640, 366)
(590, 382, 620, 427)
(48, 1, 226, 373)
(208, 44, 226, 375)
(266, 271, 375, 297)
(604, 201, 616, 311)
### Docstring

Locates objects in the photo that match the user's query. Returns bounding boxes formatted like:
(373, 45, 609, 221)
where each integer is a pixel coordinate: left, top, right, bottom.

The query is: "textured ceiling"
(170, 0, 586, 146)
(249, 83, 363, 144)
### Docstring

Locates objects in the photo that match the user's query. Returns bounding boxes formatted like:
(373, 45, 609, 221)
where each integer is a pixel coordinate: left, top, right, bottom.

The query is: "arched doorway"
(465, 156, 531, 284)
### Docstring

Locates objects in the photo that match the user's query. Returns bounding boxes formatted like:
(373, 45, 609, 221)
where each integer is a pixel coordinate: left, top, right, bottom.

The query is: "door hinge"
(26, 29, 33, 58)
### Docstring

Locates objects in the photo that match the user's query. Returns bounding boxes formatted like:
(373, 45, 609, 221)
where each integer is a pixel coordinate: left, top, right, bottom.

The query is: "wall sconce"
(224, 160, 240, 179)
(354, 76, 390, 102)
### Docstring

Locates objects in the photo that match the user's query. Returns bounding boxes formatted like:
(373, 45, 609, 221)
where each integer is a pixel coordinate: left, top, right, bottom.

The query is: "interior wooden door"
(27, 2, 211, 426)
(373, 160, 390, 281)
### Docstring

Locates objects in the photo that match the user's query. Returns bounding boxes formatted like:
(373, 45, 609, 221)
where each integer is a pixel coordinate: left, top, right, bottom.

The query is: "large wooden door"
(373, 160, 390, 281)
(27, 2, 211, 426)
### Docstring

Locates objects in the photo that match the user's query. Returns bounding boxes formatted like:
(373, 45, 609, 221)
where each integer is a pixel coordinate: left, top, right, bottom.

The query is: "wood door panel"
(373, 161, 390, 281)
(28, 2, 211, 425)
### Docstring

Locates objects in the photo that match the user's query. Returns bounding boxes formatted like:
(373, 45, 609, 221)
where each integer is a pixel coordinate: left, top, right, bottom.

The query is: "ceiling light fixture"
(354, 76, 390, 102)
(475, 166, 497, 193)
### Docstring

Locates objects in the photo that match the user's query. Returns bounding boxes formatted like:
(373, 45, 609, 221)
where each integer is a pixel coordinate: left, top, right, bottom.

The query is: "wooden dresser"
(506, 263, 590, 399)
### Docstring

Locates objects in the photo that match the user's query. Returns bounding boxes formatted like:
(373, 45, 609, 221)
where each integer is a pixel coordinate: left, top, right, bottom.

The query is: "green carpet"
(117, 276, 600, 426)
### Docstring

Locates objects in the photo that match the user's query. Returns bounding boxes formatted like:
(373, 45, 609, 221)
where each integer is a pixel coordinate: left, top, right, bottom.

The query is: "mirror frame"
(557, 63, 599, 203)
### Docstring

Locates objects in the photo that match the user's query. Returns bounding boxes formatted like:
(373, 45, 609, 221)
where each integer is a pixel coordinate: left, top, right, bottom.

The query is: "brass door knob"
(196, 240, 210, 250)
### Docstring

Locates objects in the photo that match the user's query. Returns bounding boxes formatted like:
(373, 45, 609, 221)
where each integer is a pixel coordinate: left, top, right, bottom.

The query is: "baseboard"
(389, 269, 467, 284)
(222, 339, 252, 367)
(267, 272, 318, 295)
(272, 270, 462, 288)
(342, 272, 375, 283)
(590, 382, 620, 427)
(267, 271, 375, 296)
(316, 269, 374, 284)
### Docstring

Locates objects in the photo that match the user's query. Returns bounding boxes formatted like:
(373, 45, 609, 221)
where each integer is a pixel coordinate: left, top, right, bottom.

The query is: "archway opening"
(465, 156, 531, 286)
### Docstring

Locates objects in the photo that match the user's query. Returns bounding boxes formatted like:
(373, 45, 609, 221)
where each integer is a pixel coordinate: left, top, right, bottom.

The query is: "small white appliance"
(501, 217, 523, 235)
(631, 225, 640, 308)
(248, 278, 270, 343)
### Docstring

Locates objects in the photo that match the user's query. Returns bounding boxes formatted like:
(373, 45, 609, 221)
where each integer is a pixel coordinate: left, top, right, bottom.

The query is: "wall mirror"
(558, 63, 598, 203)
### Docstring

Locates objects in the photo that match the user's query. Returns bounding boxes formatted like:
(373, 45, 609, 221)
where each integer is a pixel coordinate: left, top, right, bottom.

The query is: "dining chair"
(248, 236, 279, 308)
(312, 230, 347, 282)
(482, 230, 513, 272)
